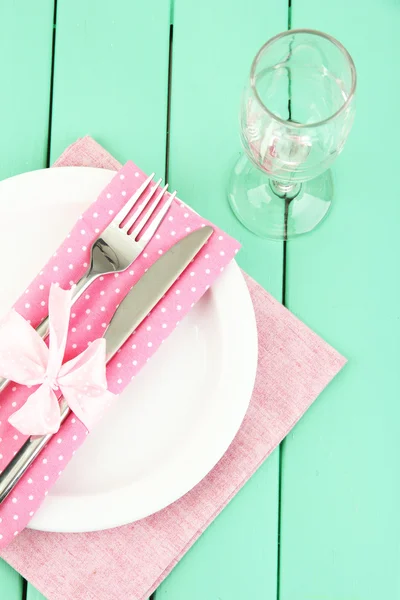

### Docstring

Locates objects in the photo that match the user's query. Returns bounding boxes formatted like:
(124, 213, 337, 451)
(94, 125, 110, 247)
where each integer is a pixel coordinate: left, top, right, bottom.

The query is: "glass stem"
(270, 180, 301, 200)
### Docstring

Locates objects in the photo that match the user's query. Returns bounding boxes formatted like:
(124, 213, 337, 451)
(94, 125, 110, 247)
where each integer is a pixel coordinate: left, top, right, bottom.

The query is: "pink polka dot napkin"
(0, 138, 346, 600)
(0, 155, 239, 549)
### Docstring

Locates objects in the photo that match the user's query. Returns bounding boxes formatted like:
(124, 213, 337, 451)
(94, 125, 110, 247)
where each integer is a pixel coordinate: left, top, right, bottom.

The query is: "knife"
(0, 226, 213, 504)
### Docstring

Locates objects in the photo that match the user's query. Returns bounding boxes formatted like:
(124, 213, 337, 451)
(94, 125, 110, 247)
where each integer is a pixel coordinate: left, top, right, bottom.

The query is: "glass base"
(227, 154, 333, 240)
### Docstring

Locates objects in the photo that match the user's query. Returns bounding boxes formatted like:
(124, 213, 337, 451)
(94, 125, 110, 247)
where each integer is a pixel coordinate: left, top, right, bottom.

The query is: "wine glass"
(228, 29, 356, 240)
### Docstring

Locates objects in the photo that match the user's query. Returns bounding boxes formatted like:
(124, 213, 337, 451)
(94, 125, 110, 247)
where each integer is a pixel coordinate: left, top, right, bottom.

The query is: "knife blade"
(0, 226, 213, 503)
(104, 225, 213, 360)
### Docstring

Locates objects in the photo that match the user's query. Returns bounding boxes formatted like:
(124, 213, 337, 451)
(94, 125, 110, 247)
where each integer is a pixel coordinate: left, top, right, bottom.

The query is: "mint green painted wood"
(279, 3, 400, 600)
(0, 1, 54, 598)
(0, 560, 23, 600)
(39, 1, 170, 599)
(154, 1, 286, 598)
(166, 0, 286, 295)
(27, 585, 47, 600)
(49, 0, 171, 178)
(0, 0, 54, 178)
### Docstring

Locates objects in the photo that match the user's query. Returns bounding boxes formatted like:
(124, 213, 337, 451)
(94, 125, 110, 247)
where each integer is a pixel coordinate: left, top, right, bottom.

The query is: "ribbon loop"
(0, 284, 116, 435)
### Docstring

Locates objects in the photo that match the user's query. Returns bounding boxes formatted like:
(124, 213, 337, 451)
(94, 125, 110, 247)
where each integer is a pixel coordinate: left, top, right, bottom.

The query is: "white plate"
(0, 167, 257, 532)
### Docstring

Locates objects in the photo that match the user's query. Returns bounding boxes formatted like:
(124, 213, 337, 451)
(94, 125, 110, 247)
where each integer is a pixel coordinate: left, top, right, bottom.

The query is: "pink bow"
(0, 284, 116, 435)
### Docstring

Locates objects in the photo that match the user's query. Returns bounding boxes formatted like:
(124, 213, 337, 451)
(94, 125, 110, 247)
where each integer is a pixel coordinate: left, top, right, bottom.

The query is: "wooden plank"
(49, 0, 171, 177)
(0, 561, 24, 600)
(154, 1, 287, 598)
(279, 3, 400, 599)
(27, 585, 47, 600)
(0, 0, 54, 178)
(40, 1, 169, 599)
(0, 1, 54, 598)
(15, 1, 171, 599)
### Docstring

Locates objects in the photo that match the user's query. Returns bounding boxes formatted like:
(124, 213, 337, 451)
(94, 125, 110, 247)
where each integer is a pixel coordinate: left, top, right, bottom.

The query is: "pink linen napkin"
(0, 154, 239, 548)
(0, 137, 346, 600)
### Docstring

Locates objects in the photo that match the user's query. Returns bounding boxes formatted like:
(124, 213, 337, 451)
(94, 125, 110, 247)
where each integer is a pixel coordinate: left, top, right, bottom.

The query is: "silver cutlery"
(0, 226, 214, 503)
(0, 174, 176, 394)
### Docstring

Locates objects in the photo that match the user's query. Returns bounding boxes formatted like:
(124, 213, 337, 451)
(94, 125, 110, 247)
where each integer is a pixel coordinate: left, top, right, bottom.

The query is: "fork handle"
(0, 397, 70, 503)
(0, 271, 94, 394)
(0, 271, 95, 503)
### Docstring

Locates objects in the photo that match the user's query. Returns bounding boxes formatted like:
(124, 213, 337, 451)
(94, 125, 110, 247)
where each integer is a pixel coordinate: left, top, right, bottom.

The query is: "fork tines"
(112, 173, 176, 242)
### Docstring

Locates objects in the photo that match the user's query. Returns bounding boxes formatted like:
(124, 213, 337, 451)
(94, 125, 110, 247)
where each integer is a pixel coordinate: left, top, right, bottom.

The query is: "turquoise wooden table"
(1, 0, 399, 598)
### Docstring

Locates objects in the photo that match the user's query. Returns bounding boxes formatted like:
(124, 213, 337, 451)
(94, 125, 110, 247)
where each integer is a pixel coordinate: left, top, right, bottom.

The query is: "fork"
(0, 173, 176, 393)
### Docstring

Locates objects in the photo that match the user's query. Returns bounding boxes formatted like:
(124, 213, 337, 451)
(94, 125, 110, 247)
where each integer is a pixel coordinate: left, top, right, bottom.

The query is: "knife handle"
(0, 273, 95, 502)
(0, 398, 70, 503)
(0, 271, 102, 502)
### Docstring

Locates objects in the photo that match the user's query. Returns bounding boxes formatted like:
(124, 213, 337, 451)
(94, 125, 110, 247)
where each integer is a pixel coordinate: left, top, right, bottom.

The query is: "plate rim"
(0, 166, 258, 532)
